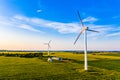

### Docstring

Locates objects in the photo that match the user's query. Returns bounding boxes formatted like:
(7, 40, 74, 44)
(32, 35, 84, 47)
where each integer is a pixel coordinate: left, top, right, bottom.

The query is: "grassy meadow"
(0, 51, 120, 80)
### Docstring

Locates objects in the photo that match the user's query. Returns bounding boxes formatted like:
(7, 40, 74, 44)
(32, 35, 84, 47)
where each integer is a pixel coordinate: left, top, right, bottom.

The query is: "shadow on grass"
(88, 59, 120, 72)
(59, 57, 120, 72)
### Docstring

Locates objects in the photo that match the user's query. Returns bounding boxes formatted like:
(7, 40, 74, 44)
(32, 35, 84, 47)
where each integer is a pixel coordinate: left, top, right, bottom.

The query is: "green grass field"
(0, 51, 120, 80)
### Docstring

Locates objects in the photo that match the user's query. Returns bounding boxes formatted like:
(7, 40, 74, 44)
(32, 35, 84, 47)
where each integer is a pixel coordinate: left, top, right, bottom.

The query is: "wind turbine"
(74, 11, 99, 70)
(44, 40, 51, 56)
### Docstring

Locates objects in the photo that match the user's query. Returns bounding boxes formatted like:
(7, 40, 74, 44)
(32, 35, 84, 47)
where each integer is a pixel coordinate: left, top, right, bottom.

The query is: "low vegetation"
(0, 51, 120, 79)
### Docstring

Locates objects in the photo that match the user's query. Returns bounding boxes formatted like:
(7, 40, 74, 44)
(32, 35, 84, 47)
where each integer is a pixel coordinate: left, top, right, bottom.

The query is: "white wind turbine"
(74, 11, 99, 70)
(44, 40, 51, 56)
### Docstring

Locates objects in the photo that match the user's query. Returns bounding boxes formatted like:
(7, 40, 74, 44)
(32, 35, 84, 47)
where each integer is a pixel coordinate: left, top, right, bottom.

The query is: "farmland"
(0, 51, 120, 80)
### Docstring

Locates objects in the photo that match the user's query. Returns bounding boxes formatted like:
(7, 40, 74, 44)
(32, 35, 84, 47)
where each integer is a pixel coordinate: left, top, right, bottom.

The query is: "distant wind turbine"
(44, 40, 51, 56)
(74, 11, 99, 70)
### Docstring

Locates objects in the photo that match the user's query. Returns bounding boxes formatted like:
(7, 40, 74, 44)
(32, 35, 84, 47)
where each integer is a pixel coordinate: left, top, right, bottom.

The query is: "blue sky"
(0, 0, 120, 51)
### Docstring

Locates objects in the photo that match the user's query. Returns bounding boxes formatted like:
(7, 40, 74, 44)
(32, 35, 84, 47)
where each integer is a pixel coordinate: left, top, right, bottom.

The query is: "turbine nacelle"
(82, 27, 99, 33)
(82, 27, 88, 30)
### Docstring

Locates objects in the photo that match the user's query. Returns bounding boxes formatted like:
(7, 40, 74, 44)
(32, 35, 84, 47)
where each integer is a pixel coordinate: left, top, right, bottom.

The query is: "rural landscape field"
(0, 51, 120, 80)
(0, 0, 120, 80)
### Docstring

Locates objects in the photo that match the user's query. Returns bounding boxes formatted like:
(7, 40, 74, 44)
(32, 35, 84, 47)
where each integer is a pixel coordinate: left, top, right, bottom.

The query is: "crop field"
(0, 51, 120, 80)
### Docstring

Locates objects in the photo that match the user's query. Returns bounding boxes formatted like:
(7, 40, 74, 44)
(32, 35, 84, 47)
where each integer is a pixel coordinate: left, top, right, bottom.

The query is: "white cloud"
(0, 15, 42, 32)
(0, 15, 120, 39)
(83, 16, 98, 23)
(81, 24, 120, 39)
(13, 16, 81, 34)
(13, 15, 30, 22)
(106, 32, 120, 37)
(19, 24, 42, 32)
(43, 22, 80, 33)
(37, 9, 42, 13)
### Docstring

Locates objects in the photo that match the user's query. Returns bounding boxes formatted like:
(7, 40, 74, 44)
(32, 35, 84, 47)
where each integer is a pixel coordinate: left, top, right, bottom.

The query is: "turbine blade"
(77, 11, 85, 27)
(87, 29, 99, 32)
(74, 29, 84, 45)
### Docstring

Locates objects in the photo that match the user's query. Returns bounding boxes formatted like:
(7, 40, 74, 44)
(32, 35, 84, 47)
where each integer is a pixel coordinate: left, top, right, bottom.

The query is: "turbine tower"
(44, 40, 51, 56)
(74, 11, 98, 70)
